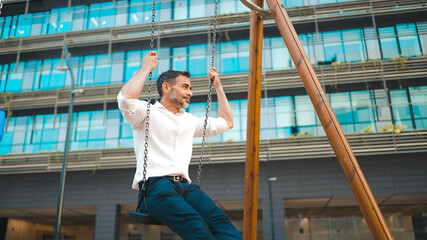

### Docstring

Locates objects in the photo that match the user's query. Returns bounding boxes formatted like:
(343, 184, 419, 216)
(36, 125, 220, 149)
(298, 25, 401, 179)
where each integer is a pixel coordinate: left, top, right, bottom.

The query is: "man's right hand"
(120, 51, 158, 99)
(142, 51, 158, 72)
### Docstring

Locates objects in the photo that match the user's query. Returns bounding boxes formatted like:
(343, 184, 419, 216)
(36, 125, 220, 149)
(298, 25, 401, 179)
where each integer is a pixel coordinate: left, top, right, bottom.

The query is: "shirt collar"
(155, 101, 185, 115)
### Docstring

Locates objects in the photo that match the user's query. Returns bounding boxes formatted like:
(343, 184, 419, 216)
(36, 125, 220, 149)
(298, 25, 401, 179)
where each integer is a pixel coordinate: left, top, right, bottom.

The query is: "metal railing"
(0, 130, 426, 175)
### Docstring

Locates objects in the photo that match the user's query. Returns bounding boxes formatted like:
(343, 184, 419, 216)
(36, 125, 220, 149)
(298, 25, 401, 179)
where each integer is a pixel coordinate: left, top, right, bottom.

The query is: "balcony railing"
(1, 56, 425, 111)
(0, 130, 426, 175)
(0, 0, 425, 55)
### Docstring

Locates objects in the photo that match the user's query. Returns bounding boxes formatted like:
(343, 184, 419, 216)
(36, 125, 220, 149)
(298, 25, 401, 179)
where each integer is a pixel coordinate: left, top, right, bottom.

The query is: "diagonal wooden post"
(264, 1, 394, 239)
(243, 0, 264, 239)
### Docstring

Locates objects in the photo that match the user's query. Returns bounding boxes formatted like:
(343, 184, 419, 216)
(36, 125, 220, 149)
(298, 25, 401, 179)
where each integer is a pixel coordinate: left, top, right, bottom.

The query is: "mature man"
(117, 51, 243, 240)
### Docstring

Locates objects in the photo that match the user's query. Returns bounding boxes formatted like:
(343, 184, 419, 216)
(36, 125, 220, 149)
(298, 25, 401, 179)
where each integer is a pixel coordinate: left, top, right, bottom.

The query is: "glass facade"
(0, 21, 425, 93)
(1, 87, 426, 155)
(0, 0, 362, 40)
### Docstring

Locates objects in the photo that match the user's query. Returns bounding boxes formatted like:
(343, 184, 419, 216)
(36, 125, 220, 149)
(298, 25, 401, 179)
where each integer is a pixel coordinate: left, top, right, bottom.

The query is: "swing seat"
(129, 211, 163, 225)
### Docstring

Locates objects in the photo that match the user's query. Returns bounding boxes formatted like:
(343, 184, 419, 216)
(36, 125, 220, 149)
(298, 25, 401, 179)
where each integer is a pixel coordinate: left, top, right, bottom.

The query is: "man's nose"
(187, 90, 193, 97)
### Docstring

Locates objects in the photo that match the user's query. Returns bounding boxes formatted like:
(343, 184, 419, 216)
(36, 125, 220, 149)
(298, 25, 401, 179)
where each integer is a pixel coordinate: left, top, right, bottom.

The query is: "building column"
(261, 197, 286, 240)
(94, 204, 121, 240)
(0, 218, 7, 240)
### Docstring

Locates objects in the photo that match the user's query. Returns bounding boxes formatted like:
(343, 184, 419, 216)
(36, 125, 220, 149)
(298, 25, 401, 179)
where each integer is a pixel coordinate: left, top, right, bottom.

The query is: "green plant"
(378, 125, 407, 134)
(359, 126, 374, 134)
(291, 131, 312, 137)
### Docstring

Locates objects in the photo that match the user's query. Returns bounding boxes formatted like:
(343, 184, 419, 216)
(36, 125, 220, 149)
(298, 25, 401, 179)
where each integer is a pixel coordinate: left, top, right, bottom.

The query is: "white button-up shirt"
(117, 92, 230, 189)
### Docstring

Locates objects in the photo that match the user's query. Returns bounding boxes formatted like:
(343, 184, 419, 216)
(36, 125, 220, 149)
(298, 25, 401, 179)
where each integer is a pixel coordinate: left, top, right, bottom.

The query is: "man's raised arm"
(208, 67, 234, 129)
(120, 51, 158, 99)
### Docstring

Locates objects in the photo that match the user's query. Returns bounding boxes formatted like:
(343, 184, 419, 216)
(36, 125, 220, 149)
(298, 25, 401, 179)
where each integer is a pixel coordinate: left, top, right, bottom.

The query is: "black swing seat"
(129, 211, 163, 225)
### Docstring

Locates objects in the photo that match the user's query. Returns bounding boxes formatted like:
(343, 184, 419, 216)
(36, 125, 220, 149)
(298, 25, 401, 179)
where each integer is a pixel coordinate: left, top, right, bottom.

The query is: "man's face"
(168, 75, 193, 109)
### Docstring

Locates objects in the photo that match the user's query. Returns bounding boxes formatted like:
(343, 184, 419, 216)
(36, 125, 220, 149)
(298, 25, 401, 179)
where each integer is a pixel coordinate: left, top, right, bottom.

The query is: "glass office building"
(0, 0, 426, 240)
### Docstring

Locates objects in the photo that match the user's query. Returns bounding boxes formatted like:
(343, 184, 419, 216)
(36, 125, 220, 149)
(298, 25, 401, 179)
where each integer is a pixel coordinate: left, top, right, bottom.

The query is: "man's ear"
(162, 82, 170, 95)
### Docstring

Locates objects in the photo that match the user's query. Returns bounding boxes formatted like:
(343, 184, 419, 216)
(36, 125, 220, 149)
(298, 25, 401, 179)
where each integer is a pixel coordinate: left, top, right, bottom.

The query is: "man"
(118, 51, 243, 240)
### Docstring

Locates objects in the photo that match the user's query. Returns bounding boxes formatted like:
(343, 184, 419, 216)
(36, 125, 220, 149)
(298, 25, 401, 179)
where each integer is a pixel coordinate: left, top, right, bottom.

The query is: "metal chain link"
(197, 0, 219, 185)
(0, 0, 4, 16)
(142, 0, 156, 189)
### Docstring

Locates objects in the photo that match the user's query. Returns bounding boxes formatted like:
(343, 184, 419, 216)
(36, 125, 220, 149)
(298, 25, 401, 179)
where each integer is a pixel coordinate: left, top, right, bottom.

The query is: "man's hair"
(156, 70, 191, 98)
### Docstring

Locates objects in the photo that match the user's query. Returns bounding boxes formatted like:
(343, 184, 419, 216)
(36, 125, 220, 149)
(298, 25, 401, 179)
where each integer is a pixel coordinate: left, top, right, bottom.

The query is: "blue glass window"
(390, 90, 413, 130)
(57, 7, 73, 33)
(50, 59, 66, 89)
(100, 2, 116, 28)
(330, 92, 355, 133)
(106, 109, 120, 148)
(275, 96, 294, 138)
(41, 115, 58, 151)
(125, 50, 142, 81)
(65, 56, 81, 87)
(189, 0, 206, 19)
(111, 52, 125, 83)
(94, 54, 111, 85)
(72, 5, 88, 32)
(260, 98, 277, 140)
(81, 55, 96, 86)
(48, 8, 60, 34)
(88, 3, 102, 30)
(270, 37, 291, 70)
(159, 0, 172, 22)
(1, 16, 12, 39)
(284, 0, 304, 8)
(0, 17, 4, 39)
(409, 86, 427, 129)
(38, 59, 52, 90)
(222, 100, 242, 142)
(11, 116, 28, 153)
(238, 40, 250, 72)
(173, 0, 188, 20)
(351, 91, 376, 132)
(129, 0, 148, 25)
(173, 47, 188, 71)
(219, 0, 236, 15)
(156, 48, 171, 76)
(21, 61, 37, 91)
(323, 31, 344, 62)
(378, 27, 399, 59)
(115, 0, 129, 27)
(88, 111, 106, 149)
(363, 27, 381, 60)
(417, 22, 427, 54)
(342, 29, 365, 62)
(396, 23, 421, 57)
(372, 89, 392, 129)
(189, 44, 207, 76)
(30, 12, 48, 36)
(6, 63, 23, 93)
(295, 95, 317, 135)
(220, 42, 238, 74)
(16, 14, 32, 38)
(9, 15, 18, 38)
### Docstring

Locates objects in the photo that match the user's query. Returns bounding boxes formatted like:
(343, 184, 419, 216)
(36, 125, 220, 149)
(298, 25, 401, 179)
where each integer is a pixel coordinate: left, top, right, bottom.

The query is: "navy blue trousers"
(138, 177, 243, 240)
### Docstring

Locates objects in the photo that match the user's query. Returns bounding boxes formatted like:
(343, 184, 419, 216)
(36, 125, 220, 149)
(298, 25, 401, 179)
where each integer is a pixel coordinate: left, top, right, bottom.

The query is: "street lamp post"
(261, 158, 276, 240)
(53, 43, 82, 240)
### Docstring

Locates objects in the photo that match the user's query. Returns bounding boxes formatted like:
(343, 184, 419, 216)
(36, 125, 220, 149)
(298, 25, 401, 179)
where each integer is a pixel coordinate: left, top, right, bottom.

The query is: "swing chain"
(142, 0, 156, 189)
(197, 0, 219, 185)
(0, 0, 3, 16)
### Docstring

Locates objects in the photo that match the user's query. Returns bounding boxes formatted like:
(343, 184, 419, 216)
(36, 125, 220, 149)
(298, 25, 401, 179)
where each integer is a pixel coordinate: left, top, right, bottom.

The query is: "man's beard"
(169, 89, 190, 109)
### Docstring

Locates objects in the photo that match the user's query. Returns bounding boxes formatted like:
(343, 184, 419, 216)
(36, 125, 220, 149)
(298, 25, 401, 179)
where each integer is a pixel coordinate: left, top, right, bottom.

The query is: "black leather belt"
(168, 175, 187, 183)
(139, 176, 188, 189)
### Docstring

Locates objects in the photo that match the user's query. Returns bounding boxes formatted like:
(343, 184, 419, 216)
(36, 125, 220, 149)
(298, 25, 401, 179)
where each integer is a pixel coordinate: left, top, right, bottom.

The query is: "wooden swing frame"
(242, 1, 394, 240)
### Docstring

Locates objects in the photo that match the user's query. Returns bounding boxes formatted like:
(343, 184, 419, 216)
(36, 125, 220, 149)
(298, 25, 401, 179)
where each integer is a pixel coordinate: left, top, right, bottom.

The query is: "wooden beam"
(243, 0, 264, 239)
(264, 1, 393, 239)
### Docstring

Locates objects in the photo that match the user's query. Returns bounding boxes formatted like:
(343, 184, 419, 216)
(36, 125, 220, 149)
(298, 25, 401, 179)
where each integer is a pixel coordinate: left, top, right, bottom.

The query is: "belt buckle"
(173, 176, 185, 183)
